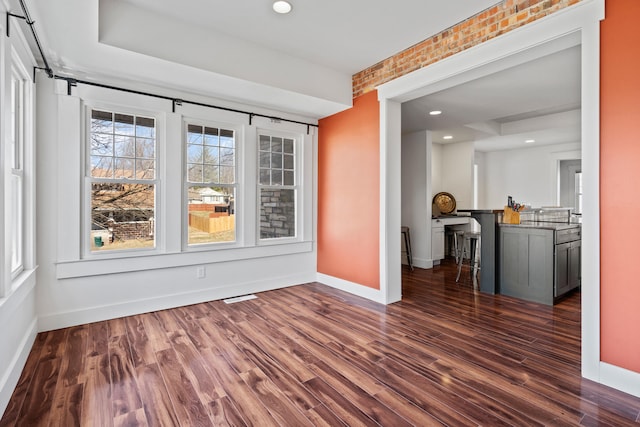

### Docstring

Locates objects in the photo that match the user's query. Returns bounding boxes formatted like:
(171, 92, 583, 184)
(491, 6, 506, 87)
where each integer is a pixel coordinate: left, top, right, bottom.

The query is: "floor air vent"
(223, 294, 257, 304)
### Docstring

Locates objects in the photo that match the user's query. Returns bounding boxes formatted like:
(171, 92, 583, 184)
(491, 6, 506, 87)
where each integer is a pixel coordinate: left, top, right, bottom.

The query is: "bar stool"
(456, 231, 481, 284)
(446, 229, 465, 263)
(401, 226, 414, 271)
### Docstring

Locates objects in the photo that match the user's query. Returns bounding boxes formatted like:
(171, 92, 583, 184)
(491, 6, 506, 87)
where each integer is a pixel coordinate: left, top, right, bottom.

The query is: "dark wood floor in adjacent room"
(2, 259, 640, 426)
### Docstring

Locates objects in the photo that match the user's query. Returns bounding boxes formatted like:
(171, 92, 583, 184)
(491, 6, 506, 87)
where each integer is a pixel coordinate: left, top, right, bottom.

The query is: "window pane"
(90, 134, 113, 156)
(259, 169, 270, 185)
(259, 135, 270, 151)
(136, 160, 156, 179)
(188, 143, 203, 163)
(260, 189, 295, 239)
(136, 117, 155, 138)
(188, 186, 235, 245)
(91, 110, 113, 133)
(115, 135, 136, 157)
(284, 154, 294, 170)
(10, 174, 23, 274)
(219, 166, 234, 184)
(187, 126, 203, 144)
(115, 158, 135, 179)
(284, 171, 294, 186)
(114, 113, 135, 135)
(203, 165, 219, 183)
(283, 138, 294, 154)
(271, 137, 283, 152)
(271, 153, 282, 169)
(220, 148, 234, 166)
(204, 146, 219, 164)
(272, 169, 282, 185)
(186, 122, 234, 185)
(91, 183, 155, 251)
(188, 164, 203, 182)
(260, 151, 270, 168)
(91, 156, 113, 178)
(136, 138, 155, 158)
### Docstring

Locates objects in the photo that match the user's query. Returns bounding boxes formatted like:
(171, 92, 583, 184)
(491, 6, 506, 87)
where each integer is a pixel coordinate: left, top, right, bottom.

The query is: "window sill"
(56, 241, 313, 279)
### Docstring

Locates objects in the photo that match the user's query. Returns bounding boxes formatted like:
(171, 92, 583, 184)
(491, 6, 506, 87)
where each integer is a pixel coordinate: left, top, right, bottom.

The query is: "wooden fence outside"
(189, 214, 235, 233)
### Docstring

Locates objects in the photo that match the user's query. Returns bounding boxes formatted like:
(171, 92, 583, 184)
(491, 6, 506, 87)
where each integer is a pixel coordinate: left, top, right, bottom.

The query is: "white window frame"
(82, 103, 164, 259)
(183, 117, 243, 250)
(2, 39, 36, 296)
(256, 127, 304, 245)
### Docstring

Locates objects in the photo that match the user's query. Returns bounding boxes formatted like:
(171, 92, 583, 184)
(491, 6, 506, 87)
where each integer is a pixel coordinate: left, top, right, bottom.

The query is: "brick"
(352, 0, 581, 97)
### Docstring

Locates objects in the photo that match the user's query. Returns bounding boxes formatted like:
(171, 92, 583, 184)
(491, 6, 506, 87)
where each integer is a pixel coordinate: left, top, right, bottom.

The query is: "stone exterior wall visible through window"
(260, 189, 295, 239)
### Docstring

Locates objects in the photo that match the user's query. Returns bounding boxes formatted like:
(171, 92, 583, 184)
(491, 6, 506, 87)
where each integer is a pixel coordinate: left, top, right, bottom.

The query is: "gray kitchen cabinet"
(499, 224, 581, 305)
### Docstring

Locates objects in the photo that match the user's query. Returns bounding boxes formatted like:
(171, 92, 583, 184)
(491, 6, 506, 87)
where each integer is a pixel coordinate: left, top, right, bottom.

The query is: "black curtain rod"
(6, 4, 318, 132)
(53, 75, 318, 131)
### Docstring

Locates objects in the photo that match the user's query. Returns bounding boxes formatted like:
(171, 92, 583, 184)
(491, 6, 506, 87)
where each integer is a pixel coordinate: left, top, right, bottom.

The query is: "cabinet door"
(555, 242, 571, 297)
(568, 240, 581, 290)
(432, 227, 445, 260)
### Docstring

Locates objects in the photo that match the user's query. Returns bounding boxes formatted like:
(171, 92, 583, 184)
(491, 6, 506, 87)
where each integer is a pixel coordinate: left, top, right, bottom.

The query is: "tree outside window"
(89, 110, 157, 251)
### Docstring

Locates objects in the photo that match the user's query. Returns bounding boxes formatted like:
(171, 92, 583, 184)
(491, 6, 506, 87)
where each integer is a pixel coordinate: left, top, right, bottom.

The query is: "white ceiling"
(401, 45, 582, 152)
(18, 0, 499, 118)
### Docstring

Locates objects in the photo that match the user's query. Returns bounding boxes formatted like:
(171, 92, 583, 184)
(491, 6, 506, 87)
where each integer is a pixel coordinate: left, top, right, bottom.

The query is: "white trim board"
(38, 272, 315, 332)
(316, 273, 387, 305)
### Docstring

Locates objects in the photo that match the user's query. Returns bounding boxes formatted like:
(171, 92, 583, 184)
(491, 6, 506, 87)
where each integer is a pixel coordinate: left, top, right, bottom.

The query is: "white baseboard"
(316, 273, 387, 304)
(0, 318, 38, 418)
(404, 257, 433, 269)
(599, 362, 640, 398)
(38, 272, 315, 332)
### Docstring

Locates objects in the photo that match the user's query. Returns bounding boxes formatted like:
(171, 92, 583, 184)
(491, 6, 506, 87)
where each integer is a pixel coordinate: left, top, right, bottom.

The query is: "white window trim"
(2, 40, 36, 297)
(182, 117, 244, 251)
(55, 87, 316, 279)
(81, 102, 165, 260)
(256, 127, 303, 245)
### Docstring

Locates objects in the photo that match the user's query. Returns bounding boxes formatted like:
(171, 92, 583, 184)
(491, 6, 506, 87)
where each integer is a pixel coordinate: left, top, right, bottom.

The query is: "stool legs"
(456, 233, 481, 284)
(401, 227, 414, 271)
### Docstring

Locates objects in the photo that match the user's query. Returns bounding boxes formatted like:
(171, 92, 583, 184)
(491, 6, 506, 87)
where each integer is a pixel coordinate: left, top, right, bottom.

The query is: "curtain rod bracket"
(172, 99, 183, 113)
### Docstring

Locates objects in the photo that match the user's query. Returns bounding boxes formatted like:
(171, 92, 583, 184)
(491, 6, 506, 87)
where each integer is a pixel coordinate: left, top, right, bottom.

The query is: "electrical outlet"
(196, 266, 206, 279)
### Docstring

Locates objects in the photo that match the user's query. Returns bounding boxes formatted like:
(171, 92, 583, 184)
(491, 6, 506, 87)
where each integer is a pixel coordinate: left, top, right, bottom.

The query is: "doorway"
(378, 1, 603, 383)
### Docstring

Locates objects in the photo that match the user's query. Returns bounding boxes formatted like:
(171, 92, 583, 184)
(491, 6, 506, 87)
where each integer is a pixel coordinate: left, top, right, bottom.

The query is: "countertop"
(499, 221, 581, 231)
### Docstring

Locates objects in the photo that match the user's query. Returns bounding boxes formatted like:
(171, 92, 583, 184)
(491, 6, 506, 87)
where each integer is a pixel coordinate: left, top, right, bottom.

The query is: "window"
(186, 124, 236, 245)
(9, 70, 25, 278)
(88, 109, 157, 252)
(575, 171, 583, 214)
(258, 133, 296, 239)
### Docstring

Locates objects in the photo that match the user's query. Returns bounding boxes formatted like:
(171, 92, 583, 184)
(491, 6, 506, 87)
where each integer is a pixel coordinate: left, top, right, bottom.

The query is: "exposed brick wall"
(111, 221, 153, 241)
(352, 0, 582, 97)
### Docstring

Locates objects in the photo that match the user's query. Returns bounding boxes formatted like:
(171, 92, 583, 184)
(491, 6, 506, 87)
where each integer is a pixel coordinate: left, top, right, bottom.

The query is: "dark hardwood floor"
(2, 259, 640, 426)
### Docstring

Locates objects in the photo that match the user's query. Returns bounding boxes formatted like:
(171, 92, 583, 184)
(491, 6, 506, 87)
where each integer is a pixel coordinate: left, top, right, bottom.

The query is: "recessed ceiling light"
(525, 139, 535, 143)
(429, 110, 442, 116)
(443, 135, 453, 140)
(273, 1, 292, 14)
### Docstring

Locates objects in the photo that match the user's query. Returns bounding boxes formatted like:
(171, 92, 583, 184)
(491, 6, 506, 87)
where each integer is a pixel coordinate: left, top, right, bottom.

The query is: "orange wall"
(317, 91, 380, 289)
(600, 0, 640, 373)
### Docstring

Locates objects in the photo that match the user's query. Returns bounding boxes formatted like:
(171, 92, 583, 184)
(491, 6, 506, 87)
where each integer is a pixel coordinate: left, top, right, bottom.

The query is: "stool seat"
(456, 231, 481, 287)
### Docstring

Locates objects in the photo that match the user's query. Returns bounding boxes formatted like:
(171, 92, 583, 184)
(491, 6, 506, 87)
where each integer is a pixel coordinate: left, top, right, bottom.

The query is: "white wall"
(401, 131, 432, 268)
(0, 5, 38, 416)
(35, 75, 318, 332)
(435, 141, 475, 209)
(479, 142, 581, 208)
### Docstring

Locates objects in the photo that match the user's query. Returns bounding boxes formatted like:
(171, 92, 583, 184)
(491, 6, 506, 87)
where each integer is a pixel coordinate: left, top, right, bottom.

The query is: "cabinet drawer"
(556, 227, 581, 244)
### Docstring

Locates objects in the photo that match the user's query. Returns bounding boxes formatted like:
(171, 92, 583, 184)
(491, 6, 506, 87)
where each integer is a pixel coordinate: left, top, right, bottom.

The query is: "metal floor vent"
(223, 294, 257, 304)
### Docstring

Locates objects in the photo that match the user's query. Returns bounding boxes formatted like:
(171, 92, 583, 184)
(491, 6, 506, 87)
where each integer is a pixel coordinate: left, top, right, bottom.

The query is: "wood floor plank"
(109, 335, 143, 418)
(154, 348, 212, 426)
(3, 259, 640, 426)
(80, 354, 113, 427)
(134, 363, 179, 427)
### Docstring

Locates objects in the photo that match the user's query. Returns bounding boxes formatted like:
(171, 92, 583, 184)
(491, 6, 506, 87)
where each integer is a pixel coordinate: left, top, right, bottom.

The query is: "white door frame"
(377, 0, 640, 397)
